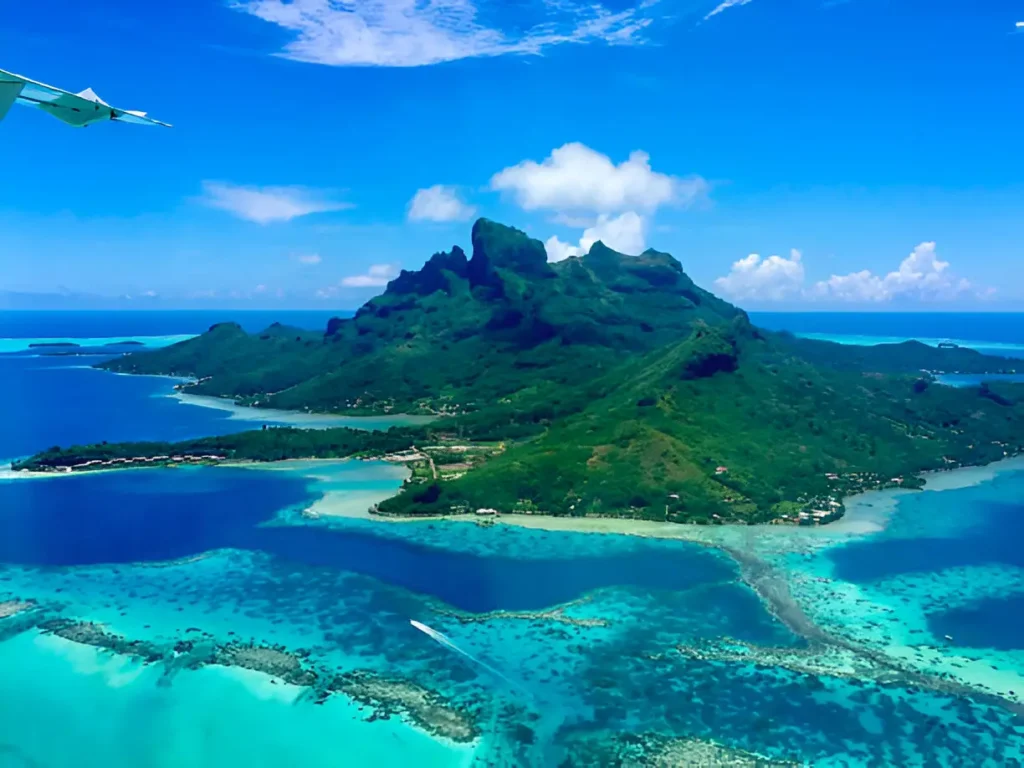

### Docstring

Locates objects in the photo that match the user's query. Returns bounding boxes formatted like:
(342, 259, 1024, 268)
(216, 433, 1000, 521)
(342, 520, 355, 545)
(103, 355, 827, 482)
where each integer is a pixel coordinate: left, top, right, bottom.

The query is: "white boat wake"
(409, 620, 527, 695)
(409, 619, 573, 765)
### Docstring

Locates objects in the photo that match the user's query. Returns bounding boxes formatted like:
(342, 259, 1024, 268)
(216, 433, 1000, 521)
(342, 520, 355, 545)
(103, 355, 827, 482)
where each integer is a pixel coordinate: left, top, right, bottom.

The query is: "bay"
(2, 310, 1024, 765)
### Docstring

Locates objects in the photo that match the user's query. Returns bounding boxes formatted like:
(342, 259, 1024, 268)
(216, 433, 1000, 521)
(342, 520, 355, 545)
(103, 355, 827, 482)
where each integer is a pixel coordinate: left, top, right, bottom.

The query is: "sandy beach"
(294, 453, 1024, 548)
(169, 391, 436, 430)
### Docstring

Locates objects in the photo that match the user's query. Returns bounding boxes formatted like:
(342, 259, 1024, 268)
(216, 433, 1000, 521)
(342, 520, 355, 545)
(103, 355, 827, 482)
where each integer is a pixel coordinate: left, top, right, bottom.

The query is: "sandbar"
(170, 391, 436, 430)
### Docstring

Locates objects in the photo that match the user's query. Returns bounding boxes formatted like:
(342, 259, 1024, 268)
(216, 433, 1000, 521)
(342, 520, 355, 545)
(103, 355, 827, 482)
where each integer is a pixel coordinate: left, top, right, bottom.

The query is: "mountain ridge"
(102, 219, 749, 416)
(89, 218, 1024, 523)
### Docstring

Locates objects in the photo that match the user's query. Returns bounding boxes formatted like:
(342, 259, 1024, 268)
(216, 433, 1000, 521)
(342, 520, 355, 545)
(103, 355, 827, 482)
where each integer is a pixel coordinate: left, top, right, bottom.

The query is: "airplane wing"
(0, 68, 170, 128)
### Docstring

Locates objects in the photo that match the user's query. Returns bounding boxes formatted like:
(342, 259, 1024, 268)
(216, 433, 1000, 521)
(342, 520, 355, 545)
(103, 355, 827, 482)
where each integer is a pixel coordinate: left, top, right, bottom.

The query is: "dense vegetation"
(380, 327, 1024, 523)
(13, 427, 427, 471)
(21, 218, 1024, 524)
(100, 219, 747, 417)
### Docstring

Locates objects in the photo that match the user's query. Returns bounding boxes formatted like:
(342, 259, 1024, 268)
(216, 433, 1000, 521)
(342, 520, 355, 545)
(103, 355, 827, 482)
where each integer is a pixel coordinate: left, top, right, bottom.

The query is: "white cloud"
(703, 0, 755, 21)
(407, 185, 476, 222)
(714, 249, 805, 301)
(714, 241, 981, 304)
(293, 253, 323, 265)
(813, 242, 972, 302)
(545, 211, 646, 262)
(492, 142, 707, 214)
(544, 235, 581, 263)
(341, 264, 399, 287)
(811, 270, 885, 302)
(237, 0, 658, 68)
(581, 212, 646, 255)
(551, 212, 595, 228)
(199, 182, 352, 224)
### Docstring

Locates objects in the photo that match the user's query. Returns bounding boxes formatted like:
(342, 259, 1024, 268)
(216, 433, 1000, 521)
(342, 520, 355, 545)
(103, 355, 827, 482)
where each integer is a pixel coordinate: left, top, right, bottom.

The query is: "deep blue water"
(829, 501, 1024, 581)
(4, 315, 1024, 636)
(0, 469, 312, 566)
(0, 310, 745, 615)
(0, 310, 345, 338)
(752, 311, 1024, 357)
(829, 475, 1024, 650)
(929, 595, 1024, 652)
(0, 354, 288, 460)
(4, 310, 1019, 348)
(752, 312, 1024, 345)
(2, 311, 1024, 764)
(0, 310, 356, 460)
(0, 468, 737, 613)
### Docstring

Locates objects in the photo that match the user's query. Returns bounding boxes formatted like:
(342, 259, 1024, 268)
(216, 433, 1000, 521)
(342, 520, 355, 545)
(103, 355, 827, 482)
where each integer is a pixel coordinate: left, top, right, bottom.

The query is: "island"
(15, 219, 1024, 526)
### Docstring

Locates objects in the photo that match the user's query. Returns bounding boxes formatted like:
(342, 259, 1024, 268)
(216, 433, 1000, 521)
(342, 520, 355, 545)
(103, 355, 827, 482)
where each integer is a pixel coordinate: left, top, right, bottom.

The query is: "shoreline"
(18, 363, 1021, 535)
(297, 453, 1024, 544)
(9, 448, 1023, 544)
(167, 390, 437, 430)
(92, 366, 436, 429)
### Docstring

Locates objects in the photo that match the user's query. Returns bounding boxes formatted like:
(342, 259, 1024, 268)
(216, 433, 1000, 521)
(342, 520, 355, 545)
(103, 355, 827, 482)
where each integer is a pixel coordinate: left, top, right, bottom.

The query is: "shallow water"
(0, 631, 473, 768)
(4, 460, 1024, 765)
(2, 315, 1024, 765)
(826, 472, 1024, 654)
(0, 334, 194, 354)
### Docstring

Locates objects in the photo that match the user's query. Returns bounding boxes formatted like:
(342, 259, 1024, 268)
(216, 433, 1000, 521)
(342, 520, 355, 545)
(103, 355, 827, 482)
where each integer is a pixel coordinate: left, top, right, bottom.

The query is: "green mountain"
(92, 219, 1024, 523)
(103, 219, 746, 418)
(381, 322, 1024, 523)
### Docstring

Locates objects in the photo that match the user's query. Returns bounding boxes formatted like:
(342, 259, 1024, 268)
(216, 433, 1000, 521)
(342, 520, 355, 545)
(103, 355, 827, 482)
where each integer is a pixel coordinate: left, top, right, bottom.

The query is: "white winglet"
(0, 68, 170, 127)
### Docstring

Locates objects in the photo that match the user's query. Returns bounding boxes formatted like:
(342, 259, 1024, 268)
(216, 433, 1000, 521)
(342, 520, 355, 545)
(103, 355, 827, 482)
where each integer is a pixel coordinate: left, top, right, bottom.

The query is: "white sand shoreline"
(168, 390, 436, 430)
(293, 454, 1024, 546)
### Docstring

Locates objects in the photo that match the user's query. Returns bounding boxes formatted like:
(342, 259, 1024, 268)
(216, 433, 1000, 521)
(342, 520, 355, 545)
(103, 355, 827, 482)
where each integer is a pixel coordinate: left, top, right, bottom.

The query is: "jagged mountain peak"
(468, 218, 554, 282)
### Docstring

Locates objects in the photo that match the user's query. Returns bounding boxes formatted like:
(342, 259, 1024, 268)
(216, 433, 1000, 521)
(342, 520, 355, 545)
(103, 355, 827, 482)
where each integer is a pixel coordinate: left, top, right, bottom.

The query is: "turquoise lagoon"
(2, 329, 1024, 764)
(4, 458, 1024, 764)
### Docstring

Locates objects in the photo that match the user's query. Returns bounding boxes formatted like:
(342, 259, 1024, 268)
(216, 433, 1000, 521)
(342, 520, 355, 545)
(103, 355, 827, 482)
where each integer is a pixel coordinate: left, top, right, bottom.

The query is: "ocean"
(1, 310, 1023, 766)
(752, 311, 1024, 358)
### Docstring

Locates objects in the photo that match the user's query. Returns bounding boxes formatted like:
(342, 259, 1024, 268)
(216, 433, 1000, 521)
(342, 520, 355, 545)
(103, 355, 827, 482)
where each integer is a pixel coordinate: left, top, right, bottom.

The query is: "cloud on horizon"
(714, 242, 986, 304)
(714, 249, 806, 301)
(237, 0, 660, 68)
(198, 182, 352, 224)
(340, 263, 399, 287)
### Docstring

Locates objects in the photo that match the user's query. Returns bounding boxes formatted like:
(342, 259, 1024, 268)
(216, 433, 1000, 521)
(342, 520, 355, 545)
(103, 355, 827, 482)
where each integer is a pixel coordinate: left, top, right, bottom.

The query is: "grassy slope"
(88, 218, 1024, 523)
(381, 325, 1024, 522)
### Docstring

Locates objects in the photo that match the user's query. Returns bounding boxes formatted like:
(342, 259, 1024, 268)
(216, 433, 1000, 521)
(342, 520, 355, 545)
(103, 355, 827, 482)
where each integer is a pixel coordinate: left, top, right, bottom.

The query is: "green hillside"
(75, 218, 1024, 524)
(380, 322, 1024, 523)
(102, 219, 746, 416)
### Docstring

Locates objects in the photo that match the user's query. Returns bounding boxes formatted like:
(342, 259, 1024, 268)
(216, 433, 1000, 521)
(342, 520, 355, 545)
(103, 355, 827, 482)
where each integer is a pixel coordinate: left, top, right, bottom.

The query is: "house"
(715, 466, 728, 475)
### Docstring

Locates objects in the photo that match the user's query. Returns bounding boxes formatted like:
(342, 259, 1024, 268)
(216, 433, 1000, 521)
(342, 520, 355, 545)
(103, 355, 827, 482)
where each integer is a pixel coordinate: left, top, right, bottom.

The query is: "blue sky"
(1, 0, 1022, 310)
